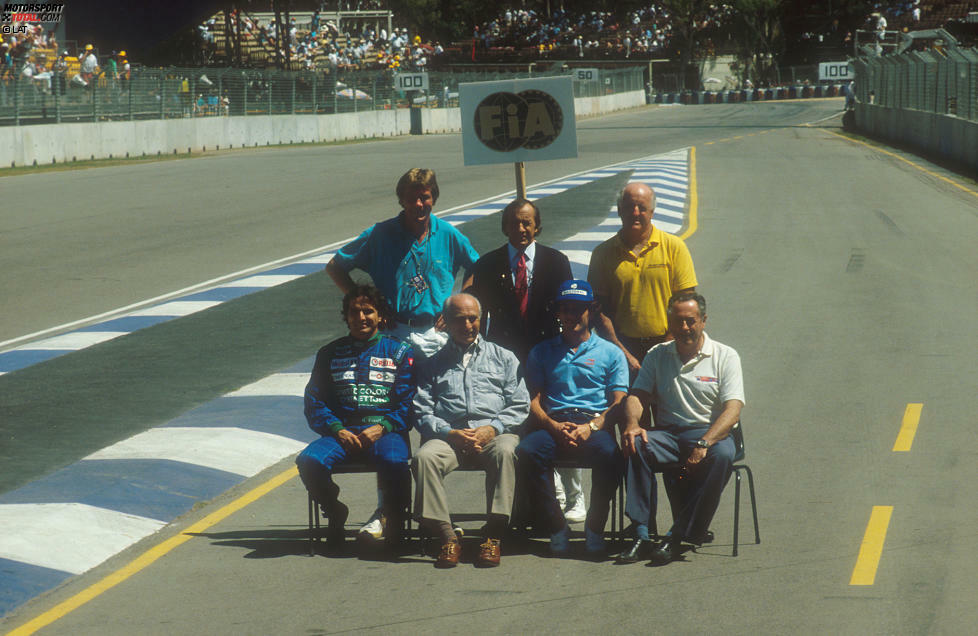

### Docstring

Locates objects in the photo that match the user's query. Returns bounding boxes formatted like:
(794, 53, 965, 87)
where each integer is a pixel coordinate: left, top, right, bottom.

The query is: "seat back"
(731, 420, 746, 463)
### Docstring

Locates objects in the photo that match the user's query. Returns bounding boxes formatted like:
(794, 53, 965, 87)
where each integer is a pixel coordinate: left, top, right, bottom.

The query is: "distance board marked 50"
(893, 403, 923, 452)
(850, 505, 893, 586)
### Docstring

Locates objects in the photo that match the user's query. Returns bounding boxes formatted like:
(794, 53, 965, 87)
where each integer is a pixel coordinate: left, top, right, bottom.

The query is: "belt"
(549, 408, 600, 424)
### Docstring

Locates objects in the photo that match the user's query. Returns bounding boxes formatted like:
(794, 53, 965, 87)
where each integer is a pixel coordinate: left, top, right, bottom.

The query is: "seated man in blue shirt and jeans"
(516, 280, 628, 558)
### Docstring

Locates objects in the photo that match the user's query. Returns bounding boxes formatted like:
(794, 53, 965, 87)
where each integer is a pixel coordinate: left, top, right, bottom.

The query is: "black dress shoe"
(619, 538, 651, 563)
(651, 539, 680, 566)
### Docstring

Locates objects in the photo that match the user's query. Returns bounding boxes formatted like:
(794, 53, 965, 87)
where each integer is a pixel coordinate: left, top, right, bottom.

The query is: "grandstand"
(203, 7, 393, 71)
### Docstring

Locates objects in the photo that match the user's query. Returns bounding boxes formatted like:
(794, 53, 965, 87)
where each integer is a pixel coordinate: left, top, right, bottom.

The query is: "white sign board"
(459, 76, 577, 166)
(574, 68, 600, 82)
(394, 72, 429, 91)
(819, 62, 853, 82)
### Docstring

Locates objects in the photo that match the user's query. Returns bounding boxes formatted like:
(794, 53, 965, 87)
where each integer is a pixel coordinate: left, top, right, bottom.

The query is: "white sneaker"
(358, 509, 386, 540)
(564, 497, 586, 524)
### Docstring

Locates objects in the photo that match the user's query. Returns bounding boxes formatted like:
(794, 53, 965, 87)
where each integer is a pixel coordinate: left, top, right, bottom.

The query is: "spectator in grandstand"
(515, 279, 627, 559)
(296, 285, 416, 550)
(587, 182, 698, 376)
(412, 293, 528, 568)
(80, 44, 98, 84)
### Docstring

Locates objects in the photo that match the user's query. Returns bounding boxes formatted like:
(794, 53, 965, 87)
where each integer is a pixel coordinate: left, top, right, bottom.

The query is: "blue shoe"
(550, 525, 570, 555)
(585, 527, 606, 557)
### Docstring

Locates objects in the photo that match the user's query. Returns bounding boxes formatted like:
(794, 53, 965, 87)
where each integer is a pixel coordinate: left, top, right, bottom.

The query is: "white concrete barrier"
(855, 104, 978, 173)
(0, 90, 646, 167)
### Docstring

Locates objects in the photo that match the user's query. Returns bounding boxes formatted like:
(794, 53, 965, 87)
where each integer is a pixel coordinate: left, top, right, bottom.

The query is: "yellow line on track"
(893, 403, 923, 452)
(820, 128, 978, 200)
(680, 146, 698, 240)
(6, 467, 299, 636)
(850, 505, 894, 586)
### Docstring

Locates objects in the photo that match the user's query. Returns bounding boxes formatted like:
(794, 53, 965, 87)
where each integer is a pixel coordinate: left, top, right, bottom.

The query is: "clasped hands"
(549, 419, 594, 449)
(447, 425, 497, 456)
(336, 424, 384, 452)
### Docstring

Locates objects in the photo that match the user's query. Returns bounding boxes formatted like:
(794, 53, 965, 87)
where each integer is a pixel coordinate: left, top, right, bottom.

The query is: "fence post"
(353, 77, 358, 113)
(312, 73, 317, 113)
(291, 74, 296, 114)
(92, 77, 98, 122)
(243, 76, 248, 115)
(159, 73, 165, 120)
(268, 74, 272, 115)
(55, 77, 61, 124)
(128, 71, 133, 120)
(14, 77, 20, 126)
(372, 75, 377, 111)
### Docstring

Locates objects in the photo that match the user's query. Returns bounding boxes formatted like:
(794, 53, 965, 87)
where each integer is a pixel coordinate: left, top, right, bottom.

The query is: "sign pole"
(515, 162, 526, 199)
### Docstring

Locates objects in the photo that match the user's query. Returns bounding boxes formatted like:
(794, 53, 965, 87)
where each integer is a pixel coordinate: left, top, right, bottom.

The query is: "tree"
(731, 0, 786, 86)
(661, 0, 715, 91)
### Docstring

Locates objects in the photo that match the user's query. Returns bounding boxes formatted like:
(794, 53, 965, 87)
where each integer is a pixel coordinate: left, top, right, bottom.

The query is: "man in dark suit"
(468, 199, 573, 363)
(468, 199, 586, 524)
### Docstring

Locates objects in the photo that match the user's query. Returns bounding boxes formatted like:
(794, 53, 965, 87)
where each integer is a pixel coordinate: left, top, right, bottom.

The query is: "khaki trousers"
(411, 433, 519, 524)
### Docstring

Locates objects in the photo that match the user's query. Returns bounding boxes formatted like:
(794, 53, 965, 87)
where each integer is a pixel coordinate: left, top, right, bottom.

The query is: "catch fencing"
(852, 47, 978, 122)
(0, 65, 645, 126)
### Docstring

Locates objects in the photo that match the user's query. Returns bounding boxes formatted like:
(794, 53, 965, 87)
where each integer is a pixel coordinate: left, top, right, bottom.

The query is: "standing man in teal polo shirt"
(325, 167, 480, 541)
(326, 167, 480, 355)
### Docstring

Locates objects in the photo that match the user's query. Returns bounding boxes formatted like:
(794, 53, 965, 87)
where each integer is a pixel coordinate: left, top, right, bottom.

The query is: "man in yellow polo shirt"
(587, 182, 697, 375)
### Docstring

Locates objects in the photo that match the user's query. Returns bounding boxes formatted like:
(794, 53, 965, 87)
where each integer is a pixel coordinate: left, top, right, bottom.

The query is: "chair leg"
(731, 464, 760, 556)
(742, 465, 760, 545)
(733, 470, 741, 557)
(308, 493, 320, 557)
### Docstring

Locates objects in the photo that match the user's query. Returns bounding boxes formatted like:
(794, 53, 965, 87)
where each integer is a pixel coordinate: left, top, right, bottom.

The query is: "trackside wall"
(856, 105, 978, 172)
(0, 90, 645, 167)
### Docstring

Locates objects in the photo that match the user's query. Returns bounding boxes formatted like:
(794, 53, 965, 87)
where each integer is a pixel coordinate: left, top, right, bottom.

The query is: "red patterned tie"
(514, 251, 528, 318)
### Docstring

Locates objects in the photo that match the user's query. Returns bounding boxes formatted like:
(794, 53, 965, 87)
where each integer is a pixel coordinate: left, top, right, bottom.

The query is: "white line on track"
(225, 373, 308, 397)
(83, 427, 307, 477)
(0, 503, 166, 574)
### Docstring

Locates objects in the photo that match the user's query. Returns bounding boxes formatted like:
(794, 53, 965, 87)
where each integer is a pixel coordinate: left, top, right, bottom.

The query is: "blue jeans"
(516, 410, 624, 534)
(296, 427, 410, 516)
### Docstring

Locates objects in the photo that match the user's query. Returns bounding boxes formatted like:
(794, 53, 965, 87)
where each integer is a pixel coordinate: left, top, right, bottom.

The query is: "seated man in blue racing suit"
(296, 285, 416, 549)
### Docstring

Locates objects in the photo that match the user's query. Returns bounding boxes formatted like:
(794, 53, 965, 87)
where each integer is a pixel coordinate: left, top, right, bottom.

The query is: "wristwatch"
(694, 438, 710, 449)
(588, 420, 601, 432)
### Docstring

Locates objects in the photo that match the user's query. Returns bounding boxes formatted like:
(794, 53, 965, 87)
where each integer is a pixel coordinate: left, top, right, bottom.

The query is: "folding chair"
(307, 461, 412, 556)
(647, 421, 760, 556)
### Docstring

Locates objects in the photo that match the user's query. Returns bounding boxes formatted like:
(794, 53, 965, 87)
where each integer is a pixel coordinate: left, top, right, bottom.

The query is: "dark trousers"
(516, 410, 624, 534)
(296, 427, 411, 520)
(625, 426, 734, 542)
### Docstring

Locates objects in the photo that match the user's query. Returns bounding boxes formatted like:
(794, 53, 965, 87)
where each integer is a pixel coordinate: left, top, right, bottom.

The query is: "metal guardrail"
(0, 66, 645, 126)
(852, 47, 978, 122)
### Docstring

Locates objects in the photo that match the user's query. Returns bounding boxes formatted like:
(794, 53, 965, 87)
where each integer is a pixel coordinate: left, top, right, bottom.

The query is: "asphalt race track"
(2, 99, 977, 635)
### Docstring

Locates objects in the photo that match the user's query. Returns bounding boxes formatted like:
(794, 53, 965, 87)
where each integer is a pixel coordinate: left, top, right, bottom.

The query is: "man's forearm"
(702, 400, 743, 445)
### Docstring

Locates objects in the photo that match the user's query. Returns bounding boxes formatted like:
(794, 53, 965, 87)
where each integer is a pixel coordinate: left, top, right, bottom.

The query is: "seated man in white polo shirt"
(619, 291, 745, 565)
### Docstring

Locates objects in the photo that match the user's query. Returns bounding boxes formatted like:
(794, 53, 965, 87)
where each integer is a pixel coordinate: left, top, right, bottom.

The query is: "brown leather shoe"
(434, 539, 460, 568)
(476, 538, 501, 568)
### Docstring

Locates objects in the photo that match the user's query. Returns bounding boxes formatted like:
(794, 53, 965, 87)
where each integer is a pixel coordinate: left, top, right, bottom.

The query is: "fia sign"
(460, 76, 577, 166)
